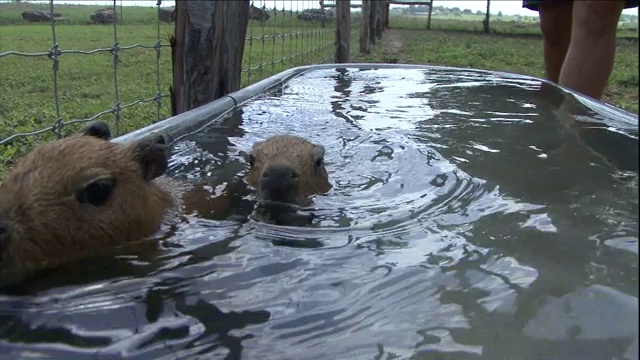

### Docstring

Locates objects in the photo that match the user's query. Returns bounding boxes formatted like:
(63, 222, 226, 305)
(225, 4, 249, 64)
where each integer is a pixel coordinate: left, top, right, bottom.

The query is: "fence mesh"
(0, 0, 169, 148)
(242, 0, 362, 88)
(0, 0, 364, 172)
(386, 2, 543, 35)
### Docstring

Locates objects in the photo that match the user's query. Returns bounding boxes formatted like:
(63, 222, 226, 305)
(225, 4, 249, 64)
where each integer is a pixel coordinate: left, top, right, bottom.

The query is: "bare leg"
(538, 1, 574, 82)
(558, 1, 626, 99)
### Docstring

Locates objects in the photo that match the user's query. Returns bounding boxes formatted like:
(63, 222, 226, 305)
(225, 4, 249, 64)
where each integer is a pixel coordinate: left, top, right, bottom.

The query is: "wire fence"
(242, 0, 362, 88)
(387, 3, 638, 36)
(0, 0, 168, 148)
(0, 0, 363, 171)
(386, 3, 540, 35)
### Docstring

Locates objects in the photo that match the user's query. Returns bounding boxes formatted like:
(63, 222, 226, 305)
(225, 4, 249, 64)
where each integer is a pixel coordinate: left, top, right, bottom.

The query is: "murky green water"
(1, 67, 638, 359)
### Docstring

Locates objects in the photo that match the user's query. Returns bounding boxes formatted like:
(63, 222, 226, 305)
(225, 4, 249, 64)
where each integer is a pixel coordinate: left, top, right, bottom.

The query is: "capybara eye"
(314, 158, 324, 169)
(249, 154, 255, 167)
(75, 177, 117, 206)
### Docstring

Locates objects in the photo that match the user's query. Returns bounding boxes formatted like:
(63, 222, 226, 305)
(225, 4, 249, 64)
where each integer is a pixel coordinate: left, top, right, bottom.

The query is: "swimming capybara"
(0, 121, 332, 273)
(246, 134, 332, 208)
(0, 121, 177, 273)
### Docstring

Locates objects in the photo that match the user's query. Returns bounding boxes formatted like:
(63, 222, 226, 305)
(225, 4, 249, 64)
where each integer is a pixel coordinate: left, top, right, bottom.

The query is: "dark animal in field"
(21, 10, 61, 23)
(249, 4, 270, 21)
(90, 8, 116, 24)
(158, 7, 175, 23)
(297, 8, 334, 22)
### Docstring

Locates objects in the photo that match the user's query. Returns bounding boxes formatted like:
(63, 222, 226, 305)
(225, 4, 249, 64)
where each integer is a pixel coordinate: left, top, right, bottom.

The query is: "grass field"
(0, 3, 638, 178)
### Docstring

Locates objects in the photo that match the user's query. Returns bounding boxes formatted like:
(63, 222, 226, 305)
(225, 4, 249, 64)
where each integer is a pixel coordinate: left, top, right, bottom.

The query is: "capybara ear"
(147, 132, 174, 158)
(148, 131, 173, 146)
(78, 121, 111, 140)
(133, 136, 170, 182)
(312, 144, 325, 161)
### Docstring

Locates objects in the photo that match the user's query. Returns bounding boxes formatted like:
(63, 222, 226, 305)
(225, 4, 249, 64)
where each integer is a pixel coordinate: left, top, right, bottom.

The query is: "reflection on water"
(1, 67, 638, 360)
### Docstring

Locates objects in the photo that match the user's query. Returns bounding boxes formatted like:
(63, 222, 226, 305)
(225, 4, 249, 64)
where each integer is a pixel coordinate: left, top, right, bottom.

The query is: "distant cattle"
(21, 10, 61, 23)
(249, 4, 270, 21)
(297, 8, 334, 22)
(159, 7, 175, 23)
(90, 8, 116, 24)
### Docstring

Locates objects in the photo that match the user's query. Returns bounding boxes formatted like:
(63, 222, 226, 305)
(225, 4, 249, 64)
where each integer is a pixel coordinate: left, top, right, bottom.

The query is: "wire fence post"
(48, 0, 63, 139)
(360, 0, 371, 54)
(111, 0, 122, 136)
(335, 0, 351, 63)
(155, 0, 163, 123)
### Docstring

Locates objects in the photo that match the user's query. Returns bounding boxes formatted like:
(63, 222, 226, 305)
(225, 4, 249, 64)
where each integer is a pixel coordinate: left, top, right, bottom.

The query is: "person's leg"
(537, 1, 574, 83)
(558, 1, 626, 99)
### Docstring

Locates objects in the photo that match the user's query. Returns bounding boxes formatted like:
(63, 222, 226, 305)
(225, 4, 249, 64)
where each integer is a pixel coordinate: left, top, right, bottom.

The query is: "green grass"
(0, 3, 638, 178)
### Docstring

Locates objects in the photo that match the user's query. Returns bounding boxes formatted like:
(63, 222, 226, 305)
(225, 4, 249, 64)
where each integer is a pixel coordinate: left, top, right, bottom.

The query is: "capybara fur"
(246, 134, 331, 208)
(0, 121, 176, 273)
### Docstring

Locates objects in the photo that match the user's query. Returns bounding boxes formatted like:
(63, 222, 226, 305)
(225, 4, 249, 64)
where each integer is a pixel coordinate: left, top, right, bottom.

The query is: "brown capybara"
(0, 121, 331, 274)
(246, 134, 332, 209)
(0, 121, 177, 273)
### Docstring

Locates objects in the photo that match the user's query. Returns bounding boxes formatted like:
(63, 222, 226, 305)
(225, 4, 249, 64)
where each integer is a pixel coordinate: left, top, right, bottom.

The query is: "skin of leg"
(537, 1, 574, 83)
(558, 0, 626, 99)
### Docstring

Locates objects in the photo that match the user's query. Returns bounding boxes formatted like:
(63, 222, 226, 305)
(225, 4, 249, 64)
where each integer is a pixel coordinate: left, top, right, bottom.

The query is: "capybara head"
(0, 121, 175, 273)
(245, 134, 331, 208)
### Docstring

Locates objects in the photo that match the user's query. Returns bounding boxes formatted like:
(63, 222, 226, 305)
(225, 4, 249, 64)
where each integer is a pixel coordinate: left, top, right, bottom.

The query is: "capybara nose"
(260, 164, 300, 203)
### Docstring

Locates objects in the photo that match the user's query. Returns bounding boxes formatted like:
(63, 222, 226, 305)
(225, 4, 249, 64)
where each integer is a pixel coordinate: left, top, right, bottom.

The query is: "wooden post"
(427, 0, 433, 29)
(360, 0, 370, 54)
(483, 0, 490, 33)
(383, 0, 389, 29)
(170, 0, 250, 116)
(369, 0, 377, 45)
(212, 1, 250, 98)
(320, 0, 326, 28)
(335, 0, 351, 63)
(375, 0, 383, 39)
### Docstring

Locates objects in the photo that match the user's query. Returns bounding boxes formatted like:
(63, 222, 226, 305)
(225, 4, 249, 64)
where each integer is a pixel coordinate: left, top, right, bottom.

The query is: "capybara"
(0, 121, 176, 273)
(0, 121, 332, 273)
(246, 134, 332, 209)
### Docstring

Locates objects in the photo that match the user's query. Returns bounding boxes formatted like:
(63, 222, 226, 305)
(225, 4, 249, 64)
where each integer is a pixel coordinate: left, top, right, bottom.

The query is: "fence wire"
(386, 3, 545, 35)
(0, 0, 365, 159)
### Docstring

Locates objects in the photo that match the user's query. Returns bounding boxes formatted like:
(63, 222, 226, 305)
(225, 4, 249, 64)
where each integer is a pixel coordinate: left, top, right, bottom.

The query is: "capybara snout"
(260, 163, 301, 204)
(246, 134, 331, 208)
(0, 120, 175, 273)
